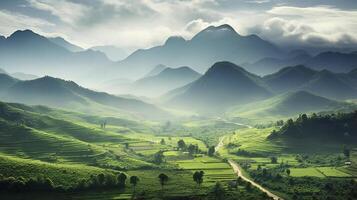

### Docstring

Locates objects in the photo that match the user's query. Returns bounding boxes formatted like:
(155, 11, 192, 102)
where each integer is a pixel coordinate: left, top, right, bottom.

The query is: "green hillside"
(226, 91, 353, 122)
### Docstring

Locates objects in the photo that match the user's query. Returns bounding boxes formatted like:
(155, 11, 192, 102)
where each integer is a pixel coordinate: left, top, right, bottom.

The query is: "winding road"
(215, 127, 282, 200)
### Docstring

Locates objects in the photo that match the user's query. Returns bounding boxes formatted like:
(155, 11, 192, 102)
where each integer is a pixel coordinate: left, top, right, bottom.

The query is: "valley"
(0, 4, 357, 199)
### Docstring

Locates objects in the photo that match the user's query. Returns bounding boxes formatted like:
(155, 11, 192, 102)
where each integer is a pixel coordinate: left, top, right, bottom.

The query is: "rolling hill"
(167, 62, 271, 113)
(106, 24, 282, 79)
(226, 91, 353, 121)
(130, 66, 201, 97)
(0, 76, 169, 120)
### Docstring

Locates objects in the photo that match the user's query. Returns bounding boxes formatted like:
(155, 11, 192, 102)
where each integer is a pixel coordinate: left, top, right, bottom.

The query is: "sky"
(0, 0, 357, 51)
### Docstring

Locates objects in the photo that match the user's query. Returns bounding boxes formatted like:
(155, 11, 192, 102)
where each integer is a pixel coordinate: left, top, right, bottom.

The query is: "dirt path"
(214, 123, 282, 200)
(228, 160, 282, 200)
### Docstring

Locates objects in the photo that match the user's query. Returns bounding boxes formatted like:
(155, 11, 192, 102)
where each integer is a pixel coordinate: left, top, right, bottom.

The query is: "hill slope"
(167, 62, 271, 113)
(226, 91, 352, 121)
(131, 66, 201, 97)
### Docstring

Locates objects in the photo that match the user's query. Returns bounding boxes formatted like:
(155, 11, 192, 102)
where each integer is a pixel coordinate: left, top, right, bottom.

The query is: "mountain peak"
(204, 24, 237, 32)
(192, 24, 240, 41)
(164, 36, 186, 46)
(8, 29, 43, 40)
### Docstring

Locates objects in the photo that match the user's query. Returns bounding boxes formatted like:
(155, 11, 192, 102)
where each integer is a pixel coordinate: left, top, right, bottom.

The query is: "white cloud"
(250, 6, 357, 47)
(0, 9, 53, 36)
(27, 0, 89, 25)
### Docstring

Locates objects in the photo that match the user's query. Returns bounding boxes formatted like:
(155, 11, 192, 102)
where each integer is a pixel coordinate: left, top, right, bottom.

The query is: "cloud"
(27, 0, 89, 25)
(249, 6, 357, 47)
(0, 9, 53, 36)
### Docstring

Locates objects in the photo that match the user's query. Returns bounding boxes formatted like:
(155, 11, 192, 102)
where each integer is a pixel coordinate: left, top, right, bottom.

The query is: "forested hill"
(269, 111, 357, 142)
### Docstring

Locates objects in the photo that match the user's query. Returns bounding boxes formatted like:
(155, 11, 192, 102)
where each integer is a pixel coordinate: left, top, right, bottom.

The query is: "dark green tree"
(153, 151, 165, 164)
(130, 176, 139, 193)
(117, 173, 127, 188)
(208, 146, 215, 157)
(177, 139, 186, 151)
(211, 182, 225, 200)
(193, 171, 204, 186)
(158, 173, 169, 190)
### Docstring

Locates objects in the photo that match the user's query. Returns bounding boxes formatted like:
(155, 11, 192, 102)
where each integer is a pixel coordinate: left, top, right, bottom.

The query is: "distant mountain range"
(130, 66, 201, 97)
(263, 65, 357, 99)
(0, 74, 168, 119)
(0, 30, 112, 84)
(164, 62, 357, 113)
(246, 51, 357, 75)
(0, 68, 39, 80)
(106, 24, 282, 79)
(48, 37, 84, 52)
(90, 45, 128, 61)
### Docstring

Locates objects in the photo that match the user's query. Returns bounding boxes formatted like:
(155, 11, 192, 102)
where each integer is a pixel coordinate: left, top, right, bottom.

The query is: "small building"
(345, 161, 352, 166)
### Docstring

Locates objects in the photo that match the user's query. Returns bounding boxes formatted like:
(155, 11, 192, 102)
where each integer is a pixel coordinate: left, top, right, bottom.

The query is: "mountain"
(263, 65, 317, 93)
(167, 62, 271, 113)
(246, 50, 312, 75)
(226, 91, 352, 120)
(48, 36, 84, 52)
(247, 51, 357, 75)
(131, 66, 201, 97)
(106, 24, 282, 79)
(0, 76, 169, 119)
(302, 70, 357, 100)
(304, 51, 357, 72)
(0, 30, 112, 84)
(91, 45, 128, 61)
(0, 73, 18, 92)
(144, 64, 167, 77)
(10, 72, 39, 80)
(263, 65, 357, 100)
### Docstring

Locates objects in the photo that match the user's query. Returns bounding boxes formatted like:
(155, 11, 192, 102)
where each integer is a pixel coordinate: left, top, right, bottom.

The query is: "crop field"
(316, 167, 352, 177)
(173, 156, 236, 184)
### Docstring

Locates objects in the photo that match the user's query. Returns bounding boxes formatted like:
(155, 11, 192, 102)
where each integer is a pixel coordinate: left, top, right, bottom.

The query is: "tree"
(343, 145, 350, 158)
(177, 139, 186, 151)
(160, 138, 166, 145)
(153, 151, 165, 164)
(208, 146, 215, 157)
(188, 144, 198, 155)
(193, 171, 204, 186)
(124, 143, 129, 149)
(130, 176, 139, 193)
(117, 173, 127, 188)
(158, 173, 169, 190)
(271, 156, 278, 164)
(286, 168, 291, 176)
(211, 182, 225, 200)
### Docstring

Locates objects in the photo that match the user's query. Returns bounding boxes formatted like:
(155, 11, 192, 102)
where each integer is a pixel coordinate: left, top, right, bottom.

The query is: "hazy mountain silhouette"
(227, 91, 351, 119)
(0, 73, 18, 92)
(0, 30, 112, 84)
(131, 66, 201, 97)
(263, 65, 317, 93)
(48, 37, 84, 52)
(247, 51, 357, 75)
(91, 45, 128, 61)
(0, 76, 168, 119)
(167, 61, 271, 113)
(247, 50, 312, 75)
(144, 64, 167, 77)
(107, 24, 282, 79)
(264, 65, 357, 100)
